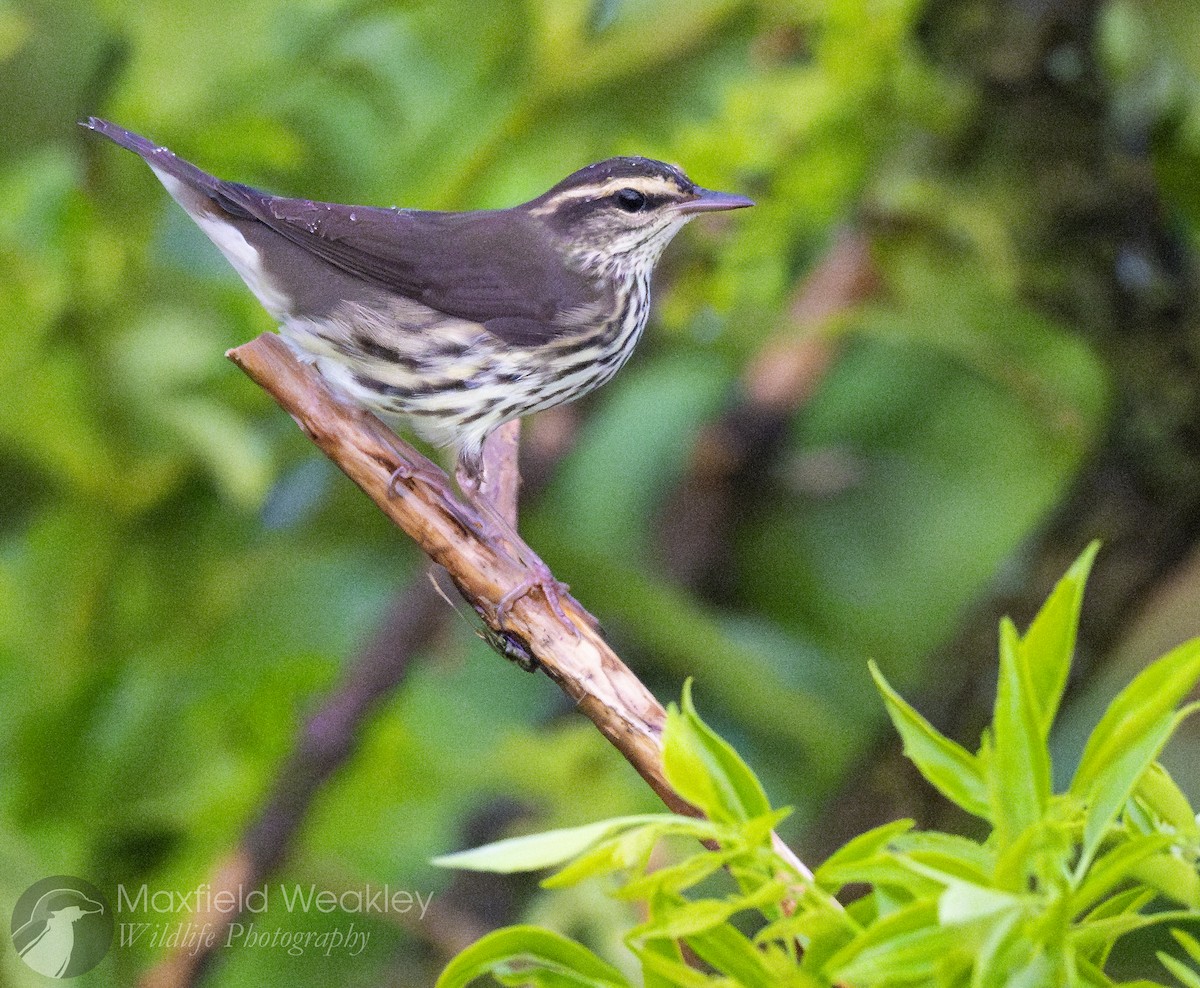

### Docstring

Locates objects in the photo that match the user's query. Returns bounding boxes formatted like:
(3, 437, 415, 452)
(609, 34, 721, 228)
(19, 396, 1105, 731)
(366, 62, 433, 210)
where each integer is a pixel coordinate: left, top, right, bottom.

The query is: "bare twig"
(226, 332, 814, 881)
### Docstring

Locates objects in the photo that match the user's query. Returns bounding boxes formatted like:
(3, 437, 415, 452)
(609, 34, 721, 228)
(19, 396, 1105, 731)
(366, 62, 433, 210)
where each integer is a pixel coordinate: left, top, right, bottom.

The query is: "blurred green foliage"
(1, 0, 1198, 984)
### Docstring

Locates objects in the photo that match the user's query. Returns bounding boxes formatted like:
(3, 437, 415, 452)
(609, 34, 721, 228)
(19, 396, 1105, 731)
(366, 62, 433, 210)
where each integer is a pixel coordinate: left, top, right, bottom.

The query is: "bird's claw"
(387, 459, 484, 532)
(387, 458, 448, 498)
(496, 562, 580, 641)
(389, 457, 581, 640)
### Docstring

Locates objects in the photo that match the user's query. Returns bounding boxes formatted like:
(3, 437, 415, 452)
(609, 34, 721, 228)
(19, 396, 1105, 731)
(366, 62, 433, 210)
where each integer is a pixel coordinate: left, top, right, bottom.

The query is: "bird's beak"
(674, 187, 755, 215)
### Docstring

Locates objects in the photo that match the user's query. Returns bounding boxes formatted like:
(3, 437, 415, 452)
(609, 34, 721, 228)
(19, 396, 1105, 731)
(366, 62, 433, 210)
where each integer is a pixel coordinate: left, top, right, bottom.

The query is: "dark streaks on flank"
(352, 373, 408, 399)
(353, 334, 404, 364)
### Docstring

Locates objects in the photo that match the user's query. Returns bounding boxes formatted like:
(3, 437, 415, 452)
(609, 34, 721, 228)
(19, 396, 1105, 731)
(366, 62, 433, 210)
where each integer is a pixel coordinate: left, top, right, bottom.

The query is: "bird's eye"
(614, 188, 647, 212)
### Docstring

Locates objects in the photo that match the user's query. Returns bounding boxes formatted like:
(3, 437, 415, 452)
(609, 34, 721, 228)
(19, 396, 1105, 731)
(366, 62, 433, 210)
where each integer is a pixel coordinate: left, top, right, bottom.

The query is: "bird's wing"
(84, 118, 601, 346)
(212, 183, 601, 344)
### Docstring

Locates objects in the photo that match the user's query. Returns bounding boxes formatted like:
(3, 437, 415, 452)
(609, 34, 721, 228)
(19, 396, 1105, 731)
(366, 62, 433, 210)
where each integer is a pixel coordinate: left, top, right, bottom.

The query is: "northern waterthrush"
(85, 118, 751, 484)
(84, 118, 751, 623)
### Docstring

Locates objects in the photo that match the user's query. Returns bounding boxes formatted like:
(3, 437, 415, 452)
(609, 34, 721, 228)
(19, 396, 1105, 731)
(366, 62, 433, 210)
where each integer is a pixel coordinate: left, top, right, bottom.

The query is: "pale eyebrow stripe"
(537, 176, 683, 208)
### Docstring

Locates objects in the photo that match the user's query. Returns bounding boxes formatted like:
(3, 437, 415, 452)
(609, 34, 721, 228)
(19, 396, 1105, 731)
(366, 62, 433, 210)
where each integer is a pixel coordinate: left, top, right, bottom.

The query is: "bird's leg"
(476, 501, 579, 638)
(387, 456, 453, 500)
(477, 418, 522, 528)
(456, 449, 580, 639)
(381, 439, 578, 637)
(386, 449, 485, 532)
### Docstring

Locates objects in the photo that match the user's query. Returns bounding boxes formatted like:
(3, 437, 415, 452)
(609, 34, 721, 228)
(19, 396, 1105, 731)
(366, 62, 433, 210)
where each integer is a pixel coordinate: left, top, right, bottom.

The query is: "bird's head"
(526, 157, 752, 275)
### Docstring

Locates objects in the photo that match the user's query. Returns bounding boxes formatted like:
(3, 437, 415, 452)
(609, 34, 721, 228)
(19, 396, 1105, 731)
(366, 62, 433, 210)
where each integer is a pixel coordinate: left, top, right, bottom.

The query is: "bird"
(83, 117, 752, 626)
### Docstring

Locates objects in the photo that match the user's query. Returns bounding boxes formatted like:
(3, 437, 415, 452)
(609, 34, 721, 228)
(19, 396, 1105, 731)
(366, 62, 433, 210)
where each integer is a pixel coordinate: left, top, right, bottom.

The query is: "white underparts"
(152, 168, 293, 319)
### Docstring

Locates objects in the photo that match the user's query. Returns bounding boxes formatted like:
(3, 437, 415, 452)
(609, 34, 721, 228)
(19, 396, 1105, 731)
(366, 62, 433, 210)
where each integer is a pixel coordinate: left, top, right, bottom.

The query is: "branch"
(227, 333, 813, 878)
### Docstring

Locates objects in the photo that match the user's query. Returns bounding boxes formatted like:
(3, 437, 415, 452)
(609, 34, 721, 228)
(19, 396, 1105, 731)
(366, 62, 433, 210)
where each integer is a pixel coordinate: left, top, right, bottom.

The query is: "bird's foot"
(458, 483, 582, 640)
(496, 560, 579, 641)
(386, 456, 449, 497)
(387, 457, 484, 531)
(426, 453, 587, 640)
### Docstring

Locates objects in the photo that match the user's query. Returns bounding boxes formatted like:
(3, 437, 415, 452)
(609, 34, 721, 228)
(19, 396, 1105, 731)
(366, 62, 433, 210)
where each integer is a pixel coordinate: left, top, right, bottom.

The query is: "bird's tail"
(80, 117, 233, 204)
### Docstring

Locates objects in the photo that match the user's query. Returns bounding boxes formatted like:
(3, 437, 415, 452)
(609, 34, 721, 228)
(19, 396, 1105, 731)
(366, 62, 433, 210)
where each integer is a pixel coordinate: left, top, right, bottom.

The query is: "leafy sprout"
(435, 544, 1200, 987)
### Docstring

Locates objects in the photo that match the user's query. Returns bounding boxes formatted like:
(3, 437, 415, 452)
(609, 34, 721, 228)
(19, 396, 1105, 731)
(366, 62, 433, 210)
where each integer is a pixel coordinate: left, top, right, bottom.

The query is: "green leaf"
(539, 838, 626, 889)
(1158, 952, 1200, 988)
(1018, 542, 1098, 737)
(1135, 762, 1200, 840)
(881, 855, 1022, 925)
(634, 897, 736, 939)
(869, 661, 990, 819)
(739, 806, 794, 849)
(617, 846, 735, 900)
(1082, 887, 1156, 925)
(938, 881, 1021, 926)
(827, 900, 963, 985)
(815, 818, 915, 890)
(1128, 852, 1200, 908)
(824, 899, 937, 971)
(638, 933, 822, 988)
(432, 815, 675, 874)
(635, 877, 792, 941)
(545, 822, 687, 889)
(1079, 889, 1159, 972)
(436, 926, 631, 988)
(491, 972, 618, 988)
(757, 906, 859, 971)
(892, 829, 995, 876)
(1158, 931, 1200, 988)
(892, 847, 993, 889)
(1175, 930, 1200, 965)
(630, 932, 687, 988)
(992, 817, 1074, 898)
(1072, 909, 1200, 953)
(998, 946, 1063, 988)
(728, 876, 794, 916)
(988, 618, 1051, 847)
(1078, 710, 1182, 873)
(681, 919, 783, 988)
(818, 853, 946, 898)
(633, 885, 786, 987)
(1072, 637, 1200, 798)
(662, 679, 771, 825)
(631, 946, 717, 988)
(1070, 834, 1173, 916)
(1071, 958, 1122, 988)
(971, 906, 1027, 988)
